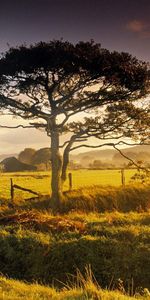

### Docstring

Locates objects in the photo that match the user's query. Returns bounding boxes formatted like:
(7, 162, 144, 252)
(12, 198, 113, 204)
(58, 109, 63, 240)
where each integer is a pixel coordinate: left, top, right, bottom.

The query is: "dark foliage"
(0, 40, 149, 207)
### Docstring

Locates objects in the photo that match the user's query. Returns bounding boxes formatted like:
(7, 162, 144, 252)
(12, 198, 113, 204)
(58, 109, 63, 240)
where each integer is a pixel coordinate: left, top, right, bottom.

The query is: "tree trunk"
(61, 138, 75, 187)
(51, 125, 62, 211)
(61, 146, 70, 184)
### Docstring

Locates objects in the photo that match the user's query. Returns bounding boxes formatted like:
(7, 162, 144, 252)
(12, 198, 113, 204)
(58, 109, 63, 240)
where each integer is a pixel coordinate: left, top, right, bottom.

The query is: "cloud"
(0, 128, 50, 154)
(126, 20, 145, 32)
(126, 19, 150, 38)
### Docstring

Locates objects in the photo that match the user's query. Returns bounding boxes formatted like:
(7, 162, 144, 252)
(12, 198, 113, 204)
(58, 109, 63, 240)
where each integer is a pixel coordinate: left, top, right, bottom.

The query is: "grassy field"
(0, 275, 149, 300)
(0, 172, 149, 299)
(0, 169, 137, 199)
(0, 208, 150, 298)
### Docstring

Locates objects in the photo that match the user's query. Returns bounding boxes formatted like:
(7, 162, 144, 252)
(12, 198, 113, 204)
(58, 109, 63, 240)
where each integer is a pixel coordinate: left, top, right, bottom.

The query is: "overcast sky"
(0, 0, 150, 154)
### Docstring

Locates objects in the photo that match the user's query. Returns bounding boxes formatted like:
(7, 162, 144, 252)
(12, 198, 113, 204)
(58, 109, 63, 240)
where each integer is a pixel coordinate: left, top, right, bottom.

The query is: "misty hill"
(0, 145, 149, 170)
(71, 149, 115, 162)
(71, 145, 150, 167)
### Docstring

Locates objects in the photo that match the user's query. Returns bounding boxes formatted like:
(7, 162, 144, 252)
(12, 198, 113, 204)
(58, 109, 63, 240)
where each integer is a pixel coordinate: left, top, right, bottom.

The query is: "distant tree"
(0, 40, 149, 210)
(80, 155, 92, 167)
(19, 147, 51, 169)
(91, 159, 107, 169)
(68, 160, 81, 169)
(18, 148, 36, 164)
(32, 148, 51, 168)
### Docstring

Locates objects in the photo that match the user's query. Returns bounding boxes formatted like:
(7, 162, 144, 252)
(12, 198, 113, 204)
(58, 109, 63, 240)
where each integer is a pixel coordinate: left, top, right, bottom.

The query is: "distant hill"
(71, 149, 115, 161)
(0, 144, 149, 170)
(123, 145, 150, 154)
(0, 153, 17, 161)
(0, 157, 37, 172)
(71, 145, 150, 167)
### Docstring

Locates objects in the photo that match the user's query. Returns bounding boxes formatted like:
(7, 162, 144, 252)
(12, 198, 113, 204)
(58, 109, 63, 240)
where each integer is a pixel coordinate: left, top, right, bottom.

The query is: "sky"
(0, 0, 150, 154)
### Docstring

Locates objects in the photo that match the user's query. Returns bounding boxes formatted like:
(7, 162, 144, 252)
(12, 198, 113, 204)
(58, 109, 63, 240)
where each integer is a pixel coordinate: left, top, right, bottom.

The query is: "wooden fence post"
(68, 172, 73, 190)
(121, 169, 125, 187)
(10, 178, 14, 202)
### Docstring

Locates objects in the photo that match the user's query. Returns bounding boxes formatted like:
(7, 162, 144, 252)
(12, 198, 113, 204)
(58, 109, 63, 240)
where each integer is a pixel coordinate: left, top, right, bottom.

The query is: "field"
(0, 208, 150, 299)
(0, 169, 137, 200)
(0, 169, 149, 299)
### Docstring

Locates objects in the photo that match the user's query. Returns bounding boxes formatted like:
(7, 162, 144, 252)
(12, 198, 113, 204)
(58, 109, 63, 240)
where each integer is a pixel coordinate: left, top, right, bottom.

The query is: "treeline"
(18, 147, 150, 170)
(81, 151, 150, 169)
(1, 147, 149, 173)
(18, 148, 51, 170)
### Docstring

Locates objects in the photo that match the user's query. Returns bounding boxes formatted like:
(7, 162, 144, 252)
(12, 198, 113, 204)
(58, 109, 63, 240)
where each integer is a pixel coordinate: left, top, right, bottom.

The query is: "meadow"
(0, 169, 137, 200)
(0, 208, 150, 299)
(0, 169, 149, 299)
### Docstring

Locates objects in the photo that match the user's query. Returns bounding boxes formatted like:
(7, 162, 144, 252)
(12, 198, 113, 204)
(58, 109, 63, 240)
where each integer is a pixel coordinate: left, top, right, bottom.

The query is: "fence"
(0, 168, 136, 202)
(68, 170, 125, 191)
(66, 168, 134, 190)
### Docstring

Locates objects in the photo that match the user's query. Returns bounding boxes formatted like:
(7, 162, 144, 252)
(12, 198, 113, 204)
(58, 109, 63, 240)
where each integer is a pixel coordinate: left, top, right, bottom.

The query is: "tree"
(18, 148, 36, 164)
(90, 159, 110, 169)
(0, 40, 149, 210)
(18, 147, 51, 169)
(32, 148, 51, 168)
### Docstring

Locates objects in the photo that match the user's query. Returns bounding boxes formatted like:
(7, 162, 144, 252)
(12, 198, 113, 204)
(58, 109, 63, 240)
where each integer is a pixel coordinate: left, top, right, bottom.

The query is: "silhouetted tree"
(18, 147, 51, 169)
(32, 148, 51, 167)
(18, 148, 36, 164)
(0, 40, 149, 210)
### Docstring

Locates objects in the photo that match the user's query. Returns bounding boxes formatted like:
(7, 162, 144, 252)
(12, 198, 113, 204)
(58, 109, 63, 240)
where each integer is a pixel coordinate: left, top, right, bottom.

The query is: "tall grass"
(0, 185, 150, 297)
(1, 184, 149, 214)
(0, 272, 149, 299)
(0, 210, 149, 292)
(62, 185, 150, 213)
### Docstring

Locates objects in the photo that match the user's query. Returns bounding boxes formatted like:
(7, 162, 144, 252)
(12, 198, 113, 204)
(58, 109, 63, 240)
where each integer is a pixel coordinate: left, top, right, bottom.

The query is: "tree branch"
(70, 140, 150, 170)
(59, 138, 87, 148)
(70, 141, 149, 152)
(0, 123, 46, 129)
(112, 145, 148, 170)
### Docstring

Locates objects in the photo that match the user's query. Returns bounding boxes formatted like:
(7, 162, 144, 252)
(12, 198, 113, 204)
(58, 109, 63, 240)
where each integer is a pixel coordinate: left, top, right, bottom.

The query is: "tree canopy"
(32, 148, 51, 165)
(18, 148, 36, 164)
(18, 147, 51, 169)
(0, 40, 149, 210)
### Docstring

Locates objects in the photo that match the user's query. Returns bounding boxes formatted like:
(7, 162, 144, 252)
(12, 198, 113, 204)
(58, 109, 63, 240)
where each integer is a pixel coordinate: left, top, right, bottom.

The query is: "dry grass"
(0, 274, 148, 300)
(0, 210, 86, 233)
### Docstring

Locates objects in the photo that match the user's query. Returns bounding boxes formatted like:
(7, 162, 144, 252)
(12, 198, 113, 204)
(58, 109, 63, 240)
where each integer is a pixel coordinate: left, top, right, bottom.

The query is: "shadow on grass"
(0, 232, 150, 291)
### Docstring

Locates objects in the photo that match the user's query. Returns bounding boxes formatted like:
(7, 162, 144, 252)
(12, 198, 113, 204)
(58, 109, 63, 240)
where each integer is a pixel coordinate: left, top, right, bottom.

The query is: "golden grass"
(0, 169, 137, 199)
(0, 275, 148, 300)
(0, 208, 150, 296)
(0, 179, 149, 298)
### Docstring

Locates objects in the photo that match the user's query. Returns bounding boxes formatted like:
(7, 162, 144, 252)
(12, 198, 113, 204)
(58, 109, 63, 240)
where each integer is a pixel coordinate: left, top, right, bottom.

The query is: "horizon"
(0, 143, 149, 158)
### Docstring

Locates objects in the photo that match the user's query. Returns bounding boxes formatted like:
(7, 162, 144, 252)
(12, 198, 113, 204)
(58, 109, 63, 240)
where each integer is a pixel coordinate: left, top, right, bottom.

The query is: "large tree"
(0, 40, 149, 210)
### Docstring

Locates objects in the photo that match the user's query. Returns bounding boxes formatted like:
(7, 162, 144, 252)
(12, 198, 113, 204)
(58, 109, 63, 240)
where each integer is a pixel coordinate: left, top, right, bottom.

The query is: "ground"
(0, 170, 149, 299)
(0, 169, 138, 200)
